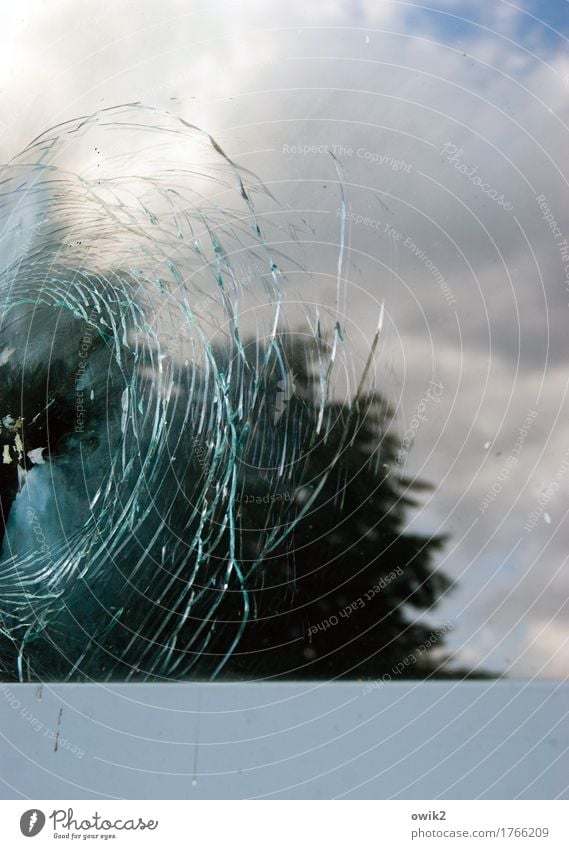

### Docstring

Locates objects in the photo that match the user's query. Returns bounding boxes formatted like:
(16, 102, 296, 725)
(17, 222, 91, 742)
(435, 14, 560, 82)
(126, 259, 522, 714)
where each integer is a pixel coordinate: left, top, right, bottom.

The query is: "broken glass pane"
(0, 105, 454, 682)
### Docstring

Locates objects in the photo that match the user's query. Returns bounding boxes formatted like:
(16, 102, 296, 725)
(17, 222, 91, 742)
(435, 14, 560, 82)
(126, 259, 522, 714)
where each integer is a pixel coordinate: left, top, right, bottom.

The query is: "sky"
(1, 0, 568, 679)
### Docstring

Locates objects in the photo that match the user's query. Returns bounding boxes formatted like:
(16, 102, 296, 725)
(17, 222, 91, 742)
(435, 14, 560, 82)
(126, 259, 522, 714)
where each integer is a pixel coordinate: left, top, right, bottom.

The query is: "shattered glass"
(0, 104, 451, 681)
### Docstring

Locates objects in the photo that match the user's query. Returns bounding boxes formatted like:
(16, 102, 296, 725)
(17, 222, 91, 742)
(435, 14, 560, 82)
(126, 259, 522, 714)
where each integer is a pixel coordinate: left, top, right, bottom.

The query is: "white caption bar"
(1, 800, 567, 848)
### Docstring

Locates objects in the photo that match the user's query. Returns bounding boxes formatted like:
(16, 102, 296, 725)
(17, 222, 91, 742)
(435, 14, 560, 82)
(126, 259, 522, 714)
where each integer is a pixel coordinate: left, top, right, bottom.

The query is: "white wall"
(1, 682, 567, 799)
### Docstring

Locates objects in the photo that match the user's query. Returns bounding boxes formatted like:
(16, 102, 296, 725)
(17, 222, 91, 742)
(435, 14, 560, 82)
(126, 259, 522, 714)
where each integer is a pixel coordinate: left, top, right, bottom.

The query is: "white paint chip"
(27, 447, 47, 465)
(0, 346, 15, 366)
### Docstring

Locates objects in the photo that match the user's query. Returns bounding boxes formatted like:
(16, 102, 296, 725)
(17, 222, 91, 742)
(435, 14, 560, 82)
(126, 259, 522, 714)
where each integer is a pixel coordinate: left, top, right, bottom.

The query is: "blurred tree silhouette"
(0, 330, 472, 682)
(218, 333, 458, 680)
